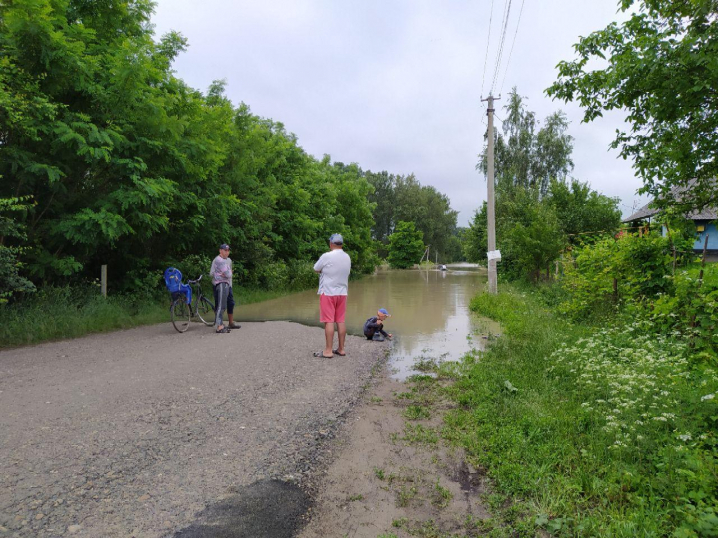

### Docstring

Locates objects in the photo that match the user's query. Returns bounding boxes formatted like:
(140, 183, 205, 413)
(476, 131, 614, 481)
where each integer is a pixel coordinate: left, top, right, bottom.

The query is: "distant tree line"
(367, 172, 462, 263)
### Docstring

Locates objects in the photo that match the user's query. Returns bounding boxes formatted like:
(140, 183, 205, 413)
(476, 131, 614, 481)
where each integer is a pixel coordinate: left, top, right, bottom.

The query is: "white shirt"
(313, 249, 351, 296)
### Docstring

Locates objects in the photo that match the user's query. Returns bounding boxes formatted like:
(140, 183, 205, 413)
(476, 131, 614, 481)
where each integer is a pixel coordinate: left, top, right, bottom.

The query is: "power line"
(490, 0, 513, 94)
(498, 0, 525, 96)
(480, 0, 495, 98)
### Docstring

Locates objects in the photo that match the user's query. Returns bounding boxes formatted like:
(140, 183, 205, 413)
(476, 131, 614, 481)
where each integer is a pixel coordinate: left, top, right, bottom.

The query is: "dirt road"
(0, 321, 385, 538)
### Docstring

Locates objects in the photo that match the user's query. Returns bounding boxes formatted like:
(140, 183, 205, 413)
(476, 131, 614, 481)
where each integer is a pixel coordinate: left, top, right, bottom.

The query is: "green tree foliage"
(387, 221, 425, 269)
(468, 90, 621, 280)
(0, 0, 378, 292)
(366, 172, 459, 262)
(0, 196, 35, 303)
(365, 170, 396, 245)
(463, 203, 487, 263)
(503, 202, 565, 281)
(547, 0, 718, 210)
(480, 88, 574, 196)
(547, 179, 622, 243)
(561, 231, 679, 319)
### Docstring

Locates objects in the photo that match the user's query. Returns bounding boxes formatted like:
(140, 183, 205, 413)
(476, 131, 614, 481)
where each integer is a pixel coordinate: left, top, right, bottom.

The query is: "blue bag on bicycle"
(164, 267, 191, 304)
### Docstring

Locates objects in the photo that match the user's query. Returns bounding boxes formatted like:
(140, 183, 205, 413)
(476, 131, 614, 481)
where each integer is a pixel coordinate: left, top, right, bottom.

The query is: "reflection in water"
(232, 264, 498, 380)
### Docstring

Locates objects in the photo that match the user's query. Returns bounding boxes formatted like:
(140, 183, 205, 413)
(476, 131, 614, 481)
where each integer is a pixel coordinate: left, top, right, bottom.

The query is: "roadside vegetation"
(444, 230, 718, 536)
(446, 0, 718, 532)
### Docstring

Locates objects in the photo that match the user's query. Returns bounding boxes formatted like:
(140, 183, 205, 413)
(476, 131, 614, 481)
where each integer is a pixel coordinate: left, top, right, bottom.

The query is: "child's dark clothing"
(364, 316, 389, 340)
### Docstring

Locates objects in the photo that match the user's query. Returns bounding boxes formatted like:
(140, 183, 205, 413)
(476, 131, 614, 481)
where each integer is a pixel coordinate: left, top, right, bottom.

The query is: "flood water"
(232, 264, 497, 379)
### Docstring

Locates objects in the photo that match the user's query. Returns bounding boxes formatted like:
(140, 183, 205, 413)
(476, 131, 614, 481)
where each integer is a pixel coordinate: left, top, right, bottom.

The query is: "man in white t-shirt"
(313, 233, 351, 358)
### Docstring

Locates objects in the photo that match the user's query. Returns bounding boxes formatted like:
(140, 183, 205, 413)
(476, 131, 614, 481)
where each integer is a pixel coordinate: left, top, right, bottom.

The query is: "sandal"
(332, 349, 346, 356)
(313, 351, 333, 358)
(216, 327, 230, 333)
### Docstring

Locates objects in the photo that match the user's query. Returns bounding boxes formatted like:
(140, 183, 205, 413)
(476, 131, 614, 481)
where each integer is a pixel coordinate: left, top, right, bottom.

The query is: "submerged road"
(0, 321, 385, 538)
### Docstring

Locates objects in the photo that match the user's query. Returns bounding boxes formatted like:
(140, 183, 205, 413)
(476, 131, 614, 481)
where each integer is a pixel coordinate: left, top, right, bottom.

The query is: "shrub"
(560, 232, 673, 319)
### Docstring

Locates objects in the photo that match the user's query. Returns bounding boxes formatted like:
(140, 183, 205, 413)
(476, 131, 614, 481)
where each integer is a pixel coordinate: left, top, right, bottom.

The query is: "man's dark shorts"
(214, 284, 235, 314)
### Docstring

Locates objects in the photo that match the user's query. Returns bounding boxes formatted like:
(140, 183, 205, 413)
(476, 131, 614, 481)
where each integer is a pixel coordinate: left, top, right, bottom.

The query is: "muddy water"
(232, 264, 497, 379)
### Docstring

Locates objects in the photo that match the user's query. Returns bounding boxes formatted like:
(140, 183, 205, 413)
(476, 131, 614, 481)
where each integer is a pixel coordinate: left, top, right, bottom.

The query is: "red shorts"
(319, 294, 347, 323)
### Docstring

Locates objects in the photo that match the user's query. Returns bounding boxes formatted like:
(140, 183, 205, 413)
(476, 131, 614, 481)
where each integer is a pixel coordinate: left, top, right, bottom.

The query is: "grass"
(443, 283, 718, 537)
(403, 405, 431, 420)
(431, 480, 452, 508)
(401, 424, 439, 446)
(0, 284, 298, 349)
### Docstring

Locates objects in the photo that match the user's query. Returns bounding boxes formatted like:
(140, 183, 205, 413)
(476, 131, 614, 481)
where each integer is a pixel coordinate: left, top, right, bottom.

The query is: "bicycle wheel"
(196, 296, 216, 326)
(171, 297, 191, 333)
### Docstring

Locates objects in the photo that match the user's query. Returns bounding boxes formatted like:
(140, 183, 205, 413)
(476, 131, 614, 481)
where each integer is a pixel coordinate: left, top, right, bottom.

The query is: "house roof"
(623, 202, 659, 223)
(622, 180, 718, 223)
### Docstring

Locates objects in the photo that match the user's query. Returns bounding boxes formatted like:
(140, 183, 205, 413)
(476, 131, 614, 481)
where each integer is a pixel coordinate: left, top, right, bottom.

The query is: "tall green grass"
(444, 284, 718, 536)
(0, 285, 301, 349)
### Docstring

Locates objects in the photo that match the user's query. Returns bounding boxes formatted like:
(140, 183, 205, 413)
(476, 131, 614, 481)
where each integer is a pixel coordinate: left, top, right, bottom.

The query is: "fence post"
(101, 265, 107, 298)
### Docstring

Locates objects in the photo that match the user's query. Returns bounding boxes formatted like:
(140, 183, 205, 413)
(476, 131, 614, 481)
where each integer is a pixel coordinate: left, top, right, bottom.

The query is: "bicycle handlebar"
(187, 274, 204, 284)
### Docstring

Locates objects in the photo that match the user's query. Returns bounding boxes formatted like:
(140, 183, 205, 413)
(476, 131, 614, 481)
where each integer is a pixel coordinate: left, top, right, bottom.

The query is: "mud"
(299, 371, 491, 538)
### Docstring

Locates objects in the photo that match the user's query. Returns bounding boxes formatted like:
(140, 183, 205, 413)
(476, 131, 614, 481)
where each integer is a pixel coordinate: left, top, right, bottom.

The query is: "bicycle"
(170, 274, 216, 333)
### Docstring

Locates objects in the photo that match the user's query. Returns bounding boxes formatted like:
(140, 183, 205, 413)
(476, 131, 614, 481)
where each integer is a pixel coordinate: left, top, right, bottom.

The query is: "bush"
(256, 261, 290, 290)
(560, 232, 673, 319)
(287, 260, 317, 291)
(652, 265, 718, 356)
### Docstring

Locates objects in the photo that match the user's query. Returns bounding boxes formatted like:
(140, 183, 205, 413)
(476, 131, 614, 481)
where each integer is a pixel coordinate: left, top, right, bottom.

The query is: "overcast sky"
(151, 0, 647, 226)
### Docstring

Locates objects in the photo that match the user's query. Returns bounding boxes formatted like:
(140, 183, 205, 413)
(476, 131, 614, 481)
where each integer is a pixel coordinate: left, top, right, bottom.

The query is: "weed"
(392, 517, 408, 528)
(401, 424, 438, 446)
(373, 467, 385, 480)
(403, 405, 431, 420)
(431, 480, 453, 508)
(348, 493, 363, 502)
(414, 356, 439, 372)
(396, 485, 419, 507)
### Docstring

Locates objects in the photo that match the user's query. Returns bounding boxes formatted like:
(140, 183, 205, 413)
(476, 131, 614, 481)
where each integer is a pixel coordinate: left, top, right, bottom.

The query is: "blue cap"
(219, 243, 230, 250)
(378, 308, 390, 316)
(329, 233, 343, 245)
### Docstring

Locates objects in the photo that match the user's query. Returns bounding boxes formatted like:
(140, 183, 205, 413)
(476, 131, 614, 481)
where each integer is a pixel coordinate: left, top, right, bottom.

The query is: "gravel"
(0, 321, 386, 538)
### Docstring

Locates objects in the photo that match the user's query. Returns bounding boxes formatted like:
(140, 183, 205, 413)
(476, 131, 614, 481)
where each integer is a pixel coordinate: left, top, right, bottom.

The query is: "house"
(622, 190, 717, 260)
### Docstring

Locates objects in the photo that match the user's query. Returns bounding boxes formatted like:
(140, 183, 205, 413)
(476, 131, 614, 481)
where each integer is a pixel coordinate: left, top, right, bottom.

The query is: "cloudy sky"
(151, 0, 647, 226)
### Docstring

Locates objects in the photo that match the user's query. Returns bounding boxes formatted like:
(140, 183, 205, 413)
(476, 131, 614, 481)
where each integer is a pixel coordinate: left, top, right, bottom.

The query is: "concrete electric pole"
(483, 94, 499, 294)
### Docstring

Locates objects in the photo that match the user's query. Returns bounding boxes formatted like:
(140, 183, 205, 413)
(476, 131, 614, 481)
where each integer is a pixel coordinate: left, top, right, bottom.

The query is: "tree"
(365, 170, 397, 245)
(463, 204, 488, 263)
(387, 221, 425, 269)
(0, 196, 35, 303)
(393, 175, 458, 261)
(480, 88, 574, 196)
(546, 179, 622, 243)
(365, 171, 458, 261)
(547, 0, 718, 211)
(0, 0, 380, 293)
(502, 202, 565, 281)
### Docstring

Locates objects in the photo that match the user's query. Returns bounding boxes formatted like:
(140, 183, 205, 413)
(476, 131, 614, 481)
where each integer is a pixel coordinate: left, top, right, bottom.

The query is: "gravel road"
(0, 321, 386, 538)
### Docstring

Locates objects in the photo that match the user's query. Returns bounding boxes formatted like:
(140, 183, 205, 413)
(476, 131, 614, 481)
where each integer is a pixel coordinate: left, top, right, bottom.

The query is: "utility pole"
(482, 94, 499, 294)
